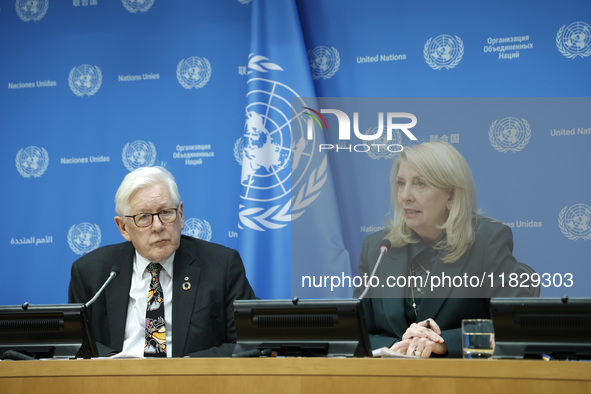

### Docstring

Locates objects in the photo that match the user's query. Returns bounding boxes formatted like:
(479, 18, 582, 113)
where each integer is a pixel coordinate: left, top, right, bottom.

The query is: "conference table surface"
(1, 356, 590, 393)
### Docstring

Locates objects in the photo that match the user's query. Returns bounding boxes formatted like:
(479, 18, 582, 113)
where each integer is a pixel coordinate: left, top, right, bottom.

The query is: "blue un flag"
(238, 0, 351, 299)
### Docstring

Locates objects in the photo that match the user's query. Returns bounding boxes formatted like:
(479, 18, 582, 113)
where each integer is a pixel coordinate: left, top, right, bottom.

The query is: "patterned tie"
(144, 263, 167, 357)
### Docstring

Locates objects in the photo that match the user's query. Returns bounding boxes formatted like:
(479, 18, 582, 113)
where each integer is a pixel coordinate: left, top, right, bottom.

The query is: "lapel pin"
(182, 277, 191, 291)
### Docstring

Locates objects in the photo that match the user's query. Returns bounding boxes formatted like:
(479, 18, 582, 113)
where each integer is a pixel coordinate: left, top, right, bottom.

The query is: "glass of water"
(462, 319, 495, 359)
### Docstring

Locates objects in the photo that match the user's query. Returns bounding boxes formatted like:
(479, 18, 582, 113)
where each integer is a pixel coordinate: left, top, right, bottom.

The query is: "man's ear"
(178, 202, 185, 231)
(114, 216, 132, 242)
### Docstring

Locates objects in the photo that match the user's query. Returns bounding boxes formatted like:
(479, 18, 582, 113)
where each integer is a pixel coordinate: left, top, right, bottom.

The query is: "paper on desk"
(93, 352, 144, 359)
(372, 347, 419, 358)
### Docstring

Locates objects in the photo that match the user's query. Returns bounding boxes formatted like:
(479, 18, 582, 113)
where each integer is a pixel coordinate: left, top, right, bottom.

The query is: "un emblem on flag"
(69, 64, 102, 97)
(238, 78, 326, 231)
(556, 22, 591, 59)
(176, 57, 212, 90)
(122, 0, 154, 13)
(489, 117, 531, 153)
(15, 146, 49, 178)
(183, 218, 212, 241)
(122, 140, 157, 171)
(558, 204, 591, 241)
(68, 223, 102, 255)
(424, 34, 464, 70)
(16, 0, 48, 22)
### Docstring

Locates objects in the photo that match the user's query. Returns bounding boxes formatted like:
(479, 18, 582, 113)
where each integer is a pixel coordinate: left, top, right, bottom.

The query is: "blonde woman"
(354, 142, 530, 358)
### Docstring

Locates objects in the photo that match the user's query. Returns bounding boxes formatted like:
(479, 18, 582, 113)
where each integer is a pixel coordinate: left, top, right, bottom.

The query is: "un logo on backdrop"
(489, 117, 531, 153)
(364, 128, 403, 160)
(15, 146, 49, 178)
(177, 57, 212, 90)
(69, 64, 102, 97)
(559, 204, 591, 241)
(308, 46, 340, 80)
(556, 22, 591, 59)
(16, 0, 48, 22)
(122, 140, 157, 171)
(182, 218, 212, 241)
(122, 0, 154, 13)
(424, 35, 464, 70)
(68, 223, 102, 255)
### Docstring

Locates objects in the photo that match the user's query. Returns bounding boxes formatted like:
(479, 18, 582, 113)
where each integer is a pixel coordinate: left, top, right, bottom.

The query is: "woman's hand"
(402, 318, 443, 342)
(390, 318, 447, 358)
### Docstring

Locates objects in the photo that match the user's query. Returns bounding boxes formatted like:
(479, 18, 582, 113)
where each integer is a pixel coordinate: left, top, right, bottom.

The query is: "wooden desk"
(1, 357, 590, 393)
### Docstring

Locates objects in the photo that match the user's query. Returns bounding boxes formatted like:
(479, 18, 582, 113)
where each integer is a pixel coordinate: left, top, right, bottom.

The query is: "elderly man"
(69, 166, 256, 357)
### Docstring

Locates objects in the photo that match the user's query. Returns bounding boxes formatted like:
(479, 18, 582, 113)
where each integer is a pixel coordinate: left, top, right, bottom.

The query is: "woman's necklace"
(409, 261, 431, 316)
(410, 282, 418, 316)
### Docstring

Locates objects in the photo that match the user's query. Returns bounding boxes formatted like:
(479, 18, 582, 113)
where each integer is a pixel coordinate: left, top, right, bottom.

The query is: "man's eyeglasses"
(125, 208, 179, 228)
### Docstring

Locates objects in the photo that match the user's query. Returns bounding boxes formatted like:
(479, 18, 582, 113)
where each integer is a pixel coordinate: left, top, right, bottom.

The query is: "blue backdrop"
(2, 0, 590, 305)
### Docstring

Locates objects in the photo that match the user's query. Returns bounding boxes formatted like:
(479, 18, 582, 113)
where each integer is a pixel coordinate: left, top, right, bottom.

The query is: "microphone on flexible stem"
(359, 239, 391, 300)
(85, 267, 120, 308)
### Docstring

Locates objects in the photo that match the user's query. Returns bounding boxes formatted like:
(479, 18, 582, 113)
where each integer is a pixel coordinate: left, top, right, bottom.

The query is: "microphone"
(85, 267, 120, 308)
(359, 239, 391, 299)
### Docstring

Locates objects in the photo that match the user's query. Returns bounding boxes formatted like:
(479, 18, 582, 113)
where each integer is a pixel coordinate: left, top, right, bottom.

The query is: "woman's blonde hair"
(386, 141, 477, 263)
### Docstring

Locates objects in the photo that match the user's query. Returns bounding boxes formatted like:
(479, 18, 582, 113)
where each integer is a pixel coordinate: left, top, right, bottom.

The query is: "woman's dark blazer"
(353, 216, 530, 357)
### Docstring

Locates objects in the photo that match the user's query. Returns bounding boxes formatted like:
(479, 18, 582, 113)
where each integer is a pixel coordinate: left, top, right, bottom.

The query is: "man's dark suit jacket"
(353, 216, 531, 357)
(69, 235, 256, 357)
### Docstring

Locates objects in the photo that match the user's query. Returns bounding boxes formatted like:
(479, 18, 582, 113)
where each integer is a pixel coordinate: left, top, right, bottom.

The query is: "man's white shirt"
(121, 251, 174, 357)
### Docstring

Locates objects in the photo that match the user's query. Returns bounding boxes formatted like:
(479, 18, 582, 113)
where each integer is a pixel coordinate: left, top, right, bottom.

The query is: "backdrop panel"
(1, 0, 589, 305)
